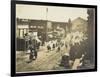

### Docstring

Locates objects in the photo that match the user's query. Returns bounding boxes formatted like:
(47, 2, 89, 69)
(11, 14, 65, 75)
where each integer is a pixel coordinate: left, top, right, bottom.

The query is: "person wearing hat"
(59, 53, 70, 69)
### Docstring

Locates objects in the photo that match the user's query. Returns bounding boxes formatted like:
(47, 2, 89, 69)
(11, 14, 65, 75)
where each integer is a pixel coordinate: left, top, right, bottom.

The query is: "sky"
(16, 4, 88, 22)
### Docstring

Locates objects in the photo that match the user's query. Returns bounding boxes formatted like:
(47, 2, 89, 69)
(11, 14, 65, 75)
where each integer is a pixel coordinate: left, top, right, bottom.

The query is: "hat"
(64, 53, 69, 56)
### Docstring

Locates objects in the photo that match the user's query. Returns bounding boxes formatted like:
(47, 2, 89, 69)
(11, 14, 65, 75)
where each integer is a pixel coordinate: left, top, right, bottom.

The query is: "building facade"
(16, 18, 68, 51)
(16, 18, 68, 40)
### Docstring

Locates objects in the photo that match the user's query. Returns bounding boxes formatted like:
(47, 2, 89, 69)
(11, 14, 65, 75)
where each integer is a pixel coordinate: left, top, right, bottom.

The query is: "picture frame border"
(11, 0, 97, 76)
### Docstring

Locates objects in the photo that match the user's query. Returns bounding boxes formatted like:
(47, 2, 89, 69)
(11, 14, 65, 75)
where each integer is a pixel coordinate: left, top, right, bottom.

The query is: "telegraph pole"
(46, 8, 48, 41)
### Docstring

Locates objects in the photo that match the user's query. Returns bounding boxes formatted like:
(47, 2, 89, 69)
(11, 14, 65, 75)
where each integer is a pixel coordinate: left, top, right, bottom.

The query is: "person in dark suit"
(59, 53, 70, 69)
(28, 38, 38, 61)
(24, 33, 29, 51)
(47, 44, 51, 52)
(53, 43, 55, 50)
(69, 41, 87, 69)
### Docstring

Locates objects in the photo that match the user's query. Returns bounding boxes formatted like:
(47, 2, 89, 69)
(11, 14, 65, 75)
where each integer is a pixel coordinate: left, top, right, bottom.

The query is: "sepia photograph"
(13, 1, 97, 75)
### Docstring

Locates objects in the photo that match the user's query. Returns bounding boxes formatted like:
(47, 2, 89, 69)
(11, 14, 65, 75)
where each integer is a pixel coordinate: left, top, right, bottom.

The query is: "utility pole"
(46, 8, 48, 41)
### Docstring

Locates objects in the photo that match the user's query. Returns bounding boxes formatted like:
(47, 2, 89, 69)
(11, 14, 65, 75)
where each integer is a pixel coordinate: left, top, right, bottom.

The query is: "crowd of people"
(24, 31, 88, 69)
(24, 32, 41, 62)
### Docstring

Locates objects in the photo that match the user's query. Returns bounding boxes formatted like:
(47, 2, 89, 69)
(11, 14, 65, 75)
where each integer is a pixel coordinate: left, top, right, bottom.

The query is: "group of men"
(46, 39, 65, 52)
(24, 32, 41, 62)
